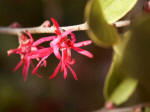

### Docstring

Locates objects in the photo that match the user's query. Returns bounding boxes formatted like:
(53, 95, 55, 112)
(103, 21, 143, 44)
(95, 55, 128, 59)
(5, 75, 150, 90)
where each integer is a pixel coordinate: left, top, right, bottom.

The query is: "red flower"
(7, 31, 44, 81)
(48, 18, 93, 80)
(30, 18, 93, 80)
(8, 18, 93, 81)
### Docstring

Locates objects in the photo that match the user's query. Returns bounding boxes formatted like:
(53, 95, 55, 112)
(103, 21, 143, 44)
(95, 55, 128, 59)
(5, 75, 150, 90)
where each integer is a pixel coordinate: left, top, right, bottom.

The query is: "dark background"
(0, 0, 112, 112)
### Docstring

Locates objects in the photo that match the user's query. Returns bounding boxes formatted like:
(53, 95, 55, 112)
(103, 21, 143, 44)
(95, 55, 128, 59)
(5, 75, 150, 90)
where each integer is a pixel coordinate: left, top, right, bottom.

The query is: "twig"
(94, 103, 150, 112)
(0, 20, 130, 35)
(114, 20, 131, 28)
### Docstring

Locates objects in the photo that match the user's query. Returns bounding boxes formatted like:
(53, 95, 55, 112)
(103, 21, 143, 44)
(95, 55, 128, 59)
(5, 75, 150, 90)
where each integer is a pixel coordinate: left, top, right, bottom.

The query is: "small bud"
(105, 101, 115, 110)
(143, 1, 150, 12)
(9, 22, 21, 28)
(41, 20, 50, 27)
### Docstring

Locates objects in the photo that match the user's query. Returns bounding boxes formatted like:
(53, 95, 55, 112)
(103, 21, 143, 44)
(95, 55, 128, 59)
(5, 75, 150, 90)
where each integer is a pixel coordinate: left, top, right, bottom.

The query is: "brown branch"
(94, 103, 150, 112)
(0, 20, 130, 35)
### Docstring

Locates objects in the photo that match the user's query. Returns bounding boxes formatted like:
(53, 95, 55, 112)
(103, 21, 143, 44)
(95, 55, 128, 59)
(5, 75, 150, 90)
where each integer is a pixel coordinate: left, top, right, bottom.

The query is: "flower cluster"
(8, 18, 93, 81)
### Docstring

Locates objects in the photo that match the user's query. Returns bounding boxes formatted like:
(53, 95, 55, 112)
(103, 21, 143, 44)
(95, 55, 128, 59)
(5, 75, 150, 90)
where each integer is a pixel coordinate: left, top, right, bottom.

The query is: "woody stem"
(0, 20, 130, 35)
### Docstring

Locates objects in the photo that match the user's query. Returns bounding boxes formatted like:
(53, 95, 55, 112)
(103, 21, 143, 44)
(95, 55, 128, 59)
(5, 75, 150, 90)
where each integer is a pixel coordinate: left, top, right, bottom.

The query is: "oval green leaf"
(85, 0, 120, 47)
(100, 0, 138, 24)
(104, 52, 138, 105)
(104, 15, 150, 105)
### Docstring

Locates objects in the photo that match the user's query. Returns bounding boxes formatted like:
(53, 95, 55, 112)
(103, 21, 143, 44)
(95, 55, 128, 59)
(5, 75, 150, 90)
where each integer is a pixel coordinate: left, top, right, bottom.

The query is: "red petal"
(61, 29, 72, 38)
(61, 49, 67, 72)
(7, 49, 19, 56)
(30, 61, 42, 78)
(32, 55, 49, 74)
(64, 65, 68, 80)
(22, 58, 30, 82)
(68, 58, 75, 65)
(51, 18, 61, 35)
(66, 48, 73, 63)
(25, 30, 34, 42)
(49, 61, 62, 79)
(33, 36, 56, 46)
(27, 48, 52, 59)
(66, 64, 78, 80)
(43, 60, 47, 67)
(53, 46, 61, 59)
(62, 48, 67, 62)
(73, 40, 92, 47)
(72, 47, 93, 58)
(13, 60, 23, 71)
(70, 32, 76, 42)
(50, 37, 61, 47)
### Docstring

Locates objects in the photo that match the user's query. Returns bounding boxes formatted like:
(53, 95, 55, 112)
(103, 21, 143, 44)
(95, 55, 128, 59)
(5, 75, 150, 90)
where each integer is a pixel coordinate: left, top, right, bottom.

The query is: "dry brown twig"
(0, 20, 130, 36)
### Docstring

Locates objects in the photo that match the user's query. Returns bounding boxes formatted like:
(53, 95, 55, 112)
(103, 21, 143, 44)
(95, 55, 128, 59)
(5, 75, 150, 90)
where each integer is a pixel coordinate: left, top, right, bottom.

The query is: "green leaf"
(104, 15, 150, 105)
(85, 0, 120, 47)
(104, 52, 138, 105)
(100, 0, 138, 24)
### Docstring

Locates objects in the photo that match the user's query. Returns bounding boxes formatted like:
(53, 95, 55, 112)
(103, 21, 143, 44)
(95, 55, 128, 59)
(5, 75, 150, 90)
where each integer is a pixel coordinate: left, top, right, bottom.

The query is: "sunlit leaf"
(104, 15, 150, 105)
(104, 51, 138, 105)
(100, 0, 138, 24)
(85, 0, 120, 47)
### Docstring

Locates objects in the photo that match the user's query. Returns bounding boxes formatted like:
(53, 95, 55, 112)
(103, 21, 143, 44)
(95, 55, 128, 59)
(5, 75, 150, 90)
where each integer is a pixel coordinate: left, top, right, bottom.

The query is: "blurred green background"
(0, 0, 112, 112)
